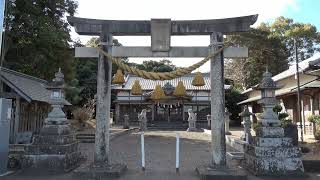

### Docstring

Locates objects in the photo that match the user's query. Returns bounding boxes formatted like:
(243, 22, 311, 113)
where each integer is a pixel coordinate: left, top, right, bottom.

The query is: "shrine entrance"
(68, 14, 257, 178)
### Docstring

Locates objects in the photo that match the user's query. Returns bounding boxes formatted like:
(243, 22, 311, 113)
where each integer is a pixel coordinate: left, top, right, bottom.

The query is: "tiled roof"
(242, 53, 320, 94)
(273, 53, 320, 82)
(0, 68, 71, 105)
(113, 73, 231, 91)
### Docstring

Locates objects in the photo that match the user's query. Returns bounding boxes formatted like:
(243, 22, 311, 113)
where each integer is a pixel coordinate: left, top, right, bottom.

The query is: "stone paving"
(3, 130, 320, 180)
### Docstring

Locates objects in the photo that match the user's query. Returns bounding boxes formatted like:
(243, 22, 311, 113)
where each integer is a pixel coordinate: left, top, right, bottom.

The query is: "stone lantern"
(243, 69, 304, 175)
(42, 68, 69, 127)
(23, 69, 82, 172)
(255, 70, 281, 127)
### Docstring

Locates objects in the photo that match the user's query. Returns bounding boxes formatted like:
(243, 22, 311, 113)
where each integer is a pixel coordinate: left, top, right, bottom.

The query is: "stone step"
(76, 135, 95, 139)
(78, 139, 95, 143)
(76, 133, 95, 136)
(76, 134, 95, 143)
(196, 165, 247, 180)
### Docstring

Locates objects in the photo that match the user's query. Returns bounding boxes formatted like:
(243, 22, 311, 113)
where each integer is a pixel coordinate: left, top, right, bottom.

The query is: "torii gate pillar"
(95, 32, 112, 165)
(210, 32, 226, 166)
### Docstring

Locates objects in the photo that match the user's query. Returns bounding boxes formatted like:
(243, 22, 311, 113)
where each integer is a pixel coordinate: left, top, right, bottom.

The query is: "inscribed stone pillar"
(14, 97, 20, 143)
(182, 104, 185, 121)
(210, 32, 226, 166)
(115, 103, 120, 124)
(151, 104, 155, 121)
(95, 32, 113, 165)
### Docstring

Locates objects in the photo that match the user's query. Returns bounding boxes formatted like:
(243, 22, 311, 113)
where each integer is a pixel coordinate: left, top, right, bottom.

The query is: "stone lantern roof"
(255, 69, 280, 90)
(258, 71, 276, 89)
(46, 68, 65, 89)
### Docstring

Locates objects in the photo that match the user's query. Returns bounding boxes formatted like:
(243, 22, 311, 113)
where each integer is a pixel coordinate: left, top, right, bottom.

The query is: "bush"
(225, 88, 245, 125)
(308, 115, 320, 124)
(73, 108, 91, 125)
(253, 122, 262, 131)
(315, 130, 320, 140)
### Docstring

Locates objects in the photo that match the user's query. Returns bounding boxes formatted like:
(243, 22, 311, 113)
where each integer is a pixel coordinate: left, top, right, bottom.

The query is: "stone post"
(151, 103, 155, 122)
(225, 108, 231, 135)
(123, 114, 130, 129)
(115, 103, 120, 124)
(187, 109, 197, 132)
(207, 114, 211, 129)
(95, 32, 113, 165)
(210, 32, 226, 166)
(240, 105, 252, 143)
(182, 104, 185, 121)
(13, 97, 20, 143)
(110, 112, 114, 127)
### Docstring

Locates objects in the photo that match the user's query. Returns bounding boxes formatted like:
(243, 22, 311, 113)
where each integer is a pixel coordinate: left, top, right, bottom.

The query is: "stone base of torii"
(68, 15, 257, 179)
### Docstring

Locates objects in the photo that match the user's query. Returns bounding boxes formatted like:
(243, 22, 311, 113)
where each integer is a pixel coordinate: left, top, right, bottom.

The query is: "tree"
(226, 28, 289, 89)
(135, 59, 176, 72)
(73, 37, 127, 106)
(4, 0, 78, 82)
(270, 17, 320, 62)
(225, 88, 245, 125)
(225, 17, 320, 89)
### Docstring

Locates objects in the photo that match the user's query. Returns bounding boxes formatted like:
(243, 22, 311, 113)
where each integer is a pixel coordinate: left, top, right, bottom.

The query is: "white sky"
(70, 0, 298, 72)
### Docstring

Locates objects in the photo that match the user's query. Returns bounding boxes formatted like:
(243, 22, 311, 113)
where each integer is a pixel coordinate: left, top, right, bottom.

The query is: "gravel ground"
(3, 130, 320, 180)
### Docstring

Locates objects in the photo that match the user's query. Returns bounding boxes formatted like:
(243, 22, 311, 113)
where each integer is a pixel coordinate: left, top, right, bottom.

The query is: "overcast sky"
(70, 0, 318, 72)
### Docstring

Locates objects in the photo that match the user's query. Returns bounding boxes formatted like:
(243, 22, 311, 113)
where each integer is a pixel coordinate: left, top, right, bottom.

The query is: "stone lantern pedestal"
(22, 69, 83, 172)
(244, 70, 304, 175)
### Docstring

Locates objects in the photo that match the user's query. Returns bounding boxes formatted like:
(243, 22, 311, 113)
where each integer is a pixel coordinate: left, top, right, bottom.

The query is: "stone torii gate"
(68, 14, 257, 177)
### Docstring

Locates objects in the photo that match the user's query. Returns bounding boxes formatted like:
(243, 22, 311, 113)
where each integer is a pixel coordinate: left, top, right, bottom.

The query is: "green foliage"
(3, 0, 81, 105)
(74, 57, 97, 105)
(272, 104, 292, 127)
(134, 59, 176, 72)
(225, 17, 320, 89)
(308, 115, 320, 124)
(65, 78, 82, 105)
(315, 131, 320, 140)
(253, 122, 262, 131)
(225, 88, 245, 124)
(280, 118, 293, 128)
(226, 28, 289, 89)
(270, 16, 320, 62)
(4, 0, 78, 82)
(273, 104, 283, 113)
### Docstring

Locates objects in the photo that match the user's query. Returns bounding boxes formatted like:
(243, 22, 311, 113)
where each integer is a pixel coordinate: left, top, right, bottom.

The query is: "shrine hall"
(112, 73, 231, 127)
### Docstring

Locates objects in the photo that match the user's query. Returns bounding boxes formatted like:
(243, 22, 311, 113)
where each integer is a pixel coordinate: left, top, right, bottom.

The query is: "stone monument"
(240, 105, 253, 143)
(187, 109, 197, 132)
(225, 108, 232, 135)
(138, 109, 147, 131)
(207, 114, 211, 129)
(123, 114, 130, 129)
(244, 70, 304, 175)
(23, 69, 83, 172)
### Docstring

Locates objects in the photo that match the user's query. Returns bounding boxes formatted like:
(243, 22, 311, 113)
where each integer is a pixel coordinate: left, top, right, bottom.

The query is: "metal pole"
(141, 132, 145, 171)
(294, 38, 304, 142)
(176, 132, 180, 172)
